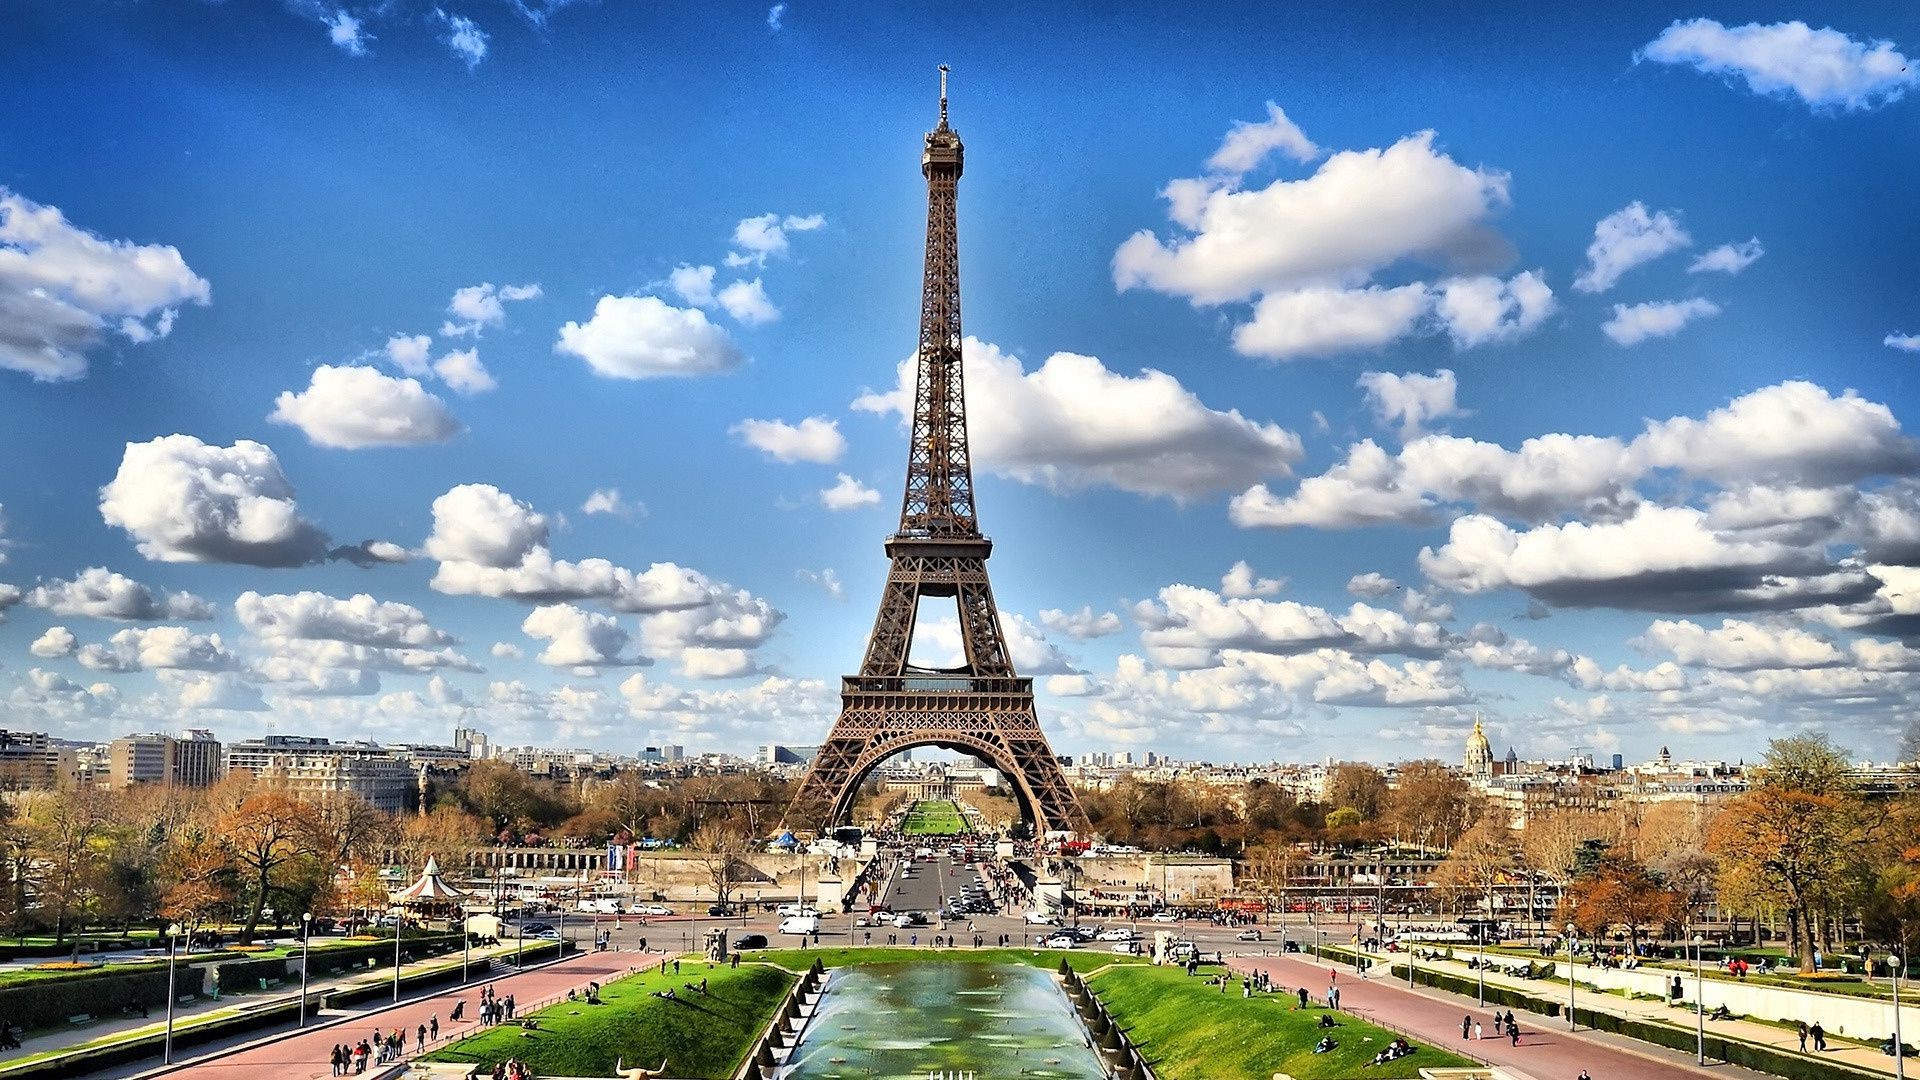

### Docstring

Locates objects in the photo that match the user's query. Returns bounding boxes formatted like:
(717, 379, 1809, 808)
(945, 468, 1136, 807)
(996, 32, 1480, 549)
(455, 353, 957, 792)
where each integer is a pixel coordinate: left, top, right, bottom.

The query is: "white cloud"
(78, 626, 238, 672)
(726, 213, 825, 268)
(555, 295, 745, 379)
(1358, 369, 1463, 441)
(29, 626, 76, 659)
(1434, 271, 1554, 347)
(1886, 334, 1920, 353)
(1636, 617, 1845, 671)
(1573, 203, 1691, 293)
(581, 488, 645, 519)
(100, 435, 332, 566)
(917, 612, 1080, 676)
(716, 278, 779, 325)
(1633, 381, 1918, 485)
(521, 603, 645, 667)
(436, 10, 489, 69)
(1115, 131, 1510, 306)
(441, 281, 540, 337)
(1638, 18, 1919, 111)
(325, 10, 368, 55)
(235, 590, 458, 650)
(384, 333, 433, 375)
(669, 264, 716, 307)
(1135, 583, 1452, 669)
(732, 416, 845, 463)
(424, 483, 721, 612)
(1039, 606, 1124, 639)
(1234, 283, 1430, 361)
(1602, 298, 1721, 346)
(796, 568, 843, 600)
(820, 474, 881, 511)
(766, 3, 785, 31)
(432, 348, 496, 394)
(1221, 561, 1285, 599)
(270, 364, 462, 448)
(26, 567, 214, 621)
(0, 584, 22, 624)
(854, 337, 1301, 498)
(490, 641, 523, 660)
(1347, 573, 1399, 599)
(1689, 239, 1764, 275)
(1206, 101, 1320, 174)
(0, 188, 211, 380)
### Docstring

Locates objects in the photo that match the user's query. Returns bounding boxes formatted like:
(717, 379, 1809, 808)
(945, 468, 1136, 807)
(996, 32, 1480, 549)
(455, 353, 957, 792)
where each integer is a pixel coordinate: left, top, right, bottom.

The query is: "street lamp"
(462, 909, 472, 983)
(299, 913, 313, 1028)
(1476, 925, 1486, 1008)
(163, 922, 182, 1064)
(1693, 934, 1706, 1065)
(1565, 922, 1578, 1031)
(1892, 946, 1907, 1080)
(393, 912, 403, 1003)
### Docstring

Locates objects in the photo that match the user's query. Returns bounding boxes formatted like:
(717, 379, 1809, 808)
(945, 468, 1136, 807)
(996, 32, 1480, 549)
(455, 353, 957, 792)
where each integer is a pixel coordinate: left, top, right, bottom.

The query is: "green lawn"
(1090, 964, 1475, 1080)
(760, 945, 1147, 975)
(900, 799, 967, 835)
(422, 962, 793, 1079)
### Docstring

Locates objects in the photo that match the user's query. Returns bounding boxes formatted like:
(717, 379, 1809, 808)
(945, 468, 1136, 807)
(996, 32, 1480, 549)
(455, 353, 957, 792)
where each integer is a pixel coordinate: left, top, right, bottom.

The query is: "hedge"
(0, 998, 303, 1079)
(1386, 963, 1888, 1080)
(212, 956, 291, 994)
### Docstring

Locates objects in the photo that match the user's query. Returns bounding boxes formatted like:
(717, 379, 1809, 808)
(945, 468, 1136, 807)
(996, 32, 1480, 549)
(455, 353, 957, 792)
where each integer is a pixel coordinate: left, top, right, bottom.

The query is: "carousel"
(393, 855, 469, 930)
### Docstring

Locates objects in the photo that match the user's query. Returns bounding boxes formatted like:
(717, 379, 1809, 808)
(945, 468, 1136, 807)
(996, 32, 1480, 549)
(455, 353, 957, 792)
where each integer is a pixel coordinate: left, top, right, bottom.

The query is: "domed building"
(1464, 716, 1494, 780)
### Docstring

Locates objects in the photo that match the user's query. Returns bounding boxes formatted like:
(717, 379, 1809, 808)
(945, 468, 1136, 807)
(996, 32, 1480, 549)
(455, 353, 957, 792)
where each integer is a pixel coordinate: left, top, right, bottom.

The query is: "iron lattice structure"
(784, 70, 1086, 836)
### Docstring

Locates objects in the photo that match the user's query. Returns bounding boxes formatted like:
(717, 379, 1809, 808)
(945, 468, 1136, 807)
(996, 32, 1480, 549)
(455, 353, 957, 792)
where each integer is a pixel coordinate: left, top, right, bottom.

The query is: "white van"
(779, 915, 820, 936)
(776, 903, 819, 918)
(1024, 910, 1058, 925)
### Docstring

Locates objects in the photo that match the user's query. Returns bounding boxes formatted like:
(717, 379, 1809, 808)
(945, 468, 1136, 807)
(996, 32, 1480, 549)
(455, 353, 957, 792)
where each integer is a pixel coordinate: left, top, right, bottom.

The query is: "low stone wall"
(1073, 855, 1234, 902)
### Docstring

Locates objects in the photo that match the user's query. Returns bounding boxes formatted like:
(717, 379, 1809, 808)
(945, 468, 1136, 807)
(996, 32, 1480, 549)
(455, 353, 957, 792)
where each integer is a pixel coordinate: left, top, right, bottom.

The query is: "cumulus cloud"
(1347, 572, 1399, 599)
(78, 626, 238, 672)
(1358, 369, 1464, 441)
(1039, 606, 1124, 640)
(669, 265, 716, 307)
(384, 333, 434, 375)
(270, 364, 462, 448)
(854, 337, 1301, 498)
(732, 416, 846, 463)
(1134, 582, 1453, 669)
(581, 488, 645, 519)
(490, 641, 523, 660)
(100, 435, 333, 566)
(726, 212, 825, 268)
(0, 188, 211, 380)
(521, 603, 646, 668)
(915, 611, 1080, 676)
(1434, 271, 1555, 347)
(324, 9, 368, 54)
(1886, 334, 1920, 353)
(795, 568, 843, 600)
(1234, 284, 1429, 360)
(432, 348, 496, 394)
(29, 626, 76, 659)
(1206, 101, 1320, 174)
(1573, 203, 1691, 293)
(819, 474, 881, 511)
(716, 279, 779, 325)
(555, 295, 745, 379)
(1690, 239, 1765, 275)
(1635, 617, 1845, 671)
(1602, 298, 1720, 346)
(26, 567, 214, 621)
(1638, 18, 1919, 111)
(236, 590, 458, 650)
(441, 281, 541, 337)
(766, 3, 785, 31)
(1221, 560, 1286, 599)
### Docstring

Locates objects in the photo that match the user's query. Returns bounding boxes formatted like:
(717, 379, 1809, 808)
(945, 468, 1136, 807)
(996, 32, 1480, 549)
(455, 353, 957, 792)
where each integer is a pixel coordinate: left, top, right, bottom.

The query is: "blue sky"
(2, 1, 1918, 764)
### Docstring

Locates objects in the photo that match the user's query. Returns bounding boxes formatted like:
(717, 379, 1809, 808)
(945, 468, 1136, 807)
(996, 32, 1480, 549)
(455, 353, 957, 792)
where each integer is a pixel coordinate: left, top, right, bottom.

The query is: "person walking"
(1461, 1015, 1472, 1039)
(1798, 1022, 1809, 1053)
(1811, 1021, 1826, 1052)
(416, 1022, 427, 1054)
(1474, 1020, 1483, 1040)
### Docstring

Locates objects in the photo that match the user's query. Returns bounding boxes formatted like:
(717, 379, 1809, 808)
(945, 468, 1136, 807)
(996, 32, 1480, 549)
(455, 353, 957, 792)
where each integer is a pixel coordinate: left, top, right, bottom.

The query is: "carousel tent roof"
(396, 856, 466, 903)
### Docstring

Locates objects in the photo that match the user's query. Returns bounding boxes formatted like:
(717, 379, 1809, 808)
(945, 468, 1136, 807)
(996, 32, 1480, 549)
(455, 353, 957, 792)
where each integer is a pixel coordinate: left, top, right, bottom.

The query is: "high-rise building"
(757, 744, 820, 766)
(0, 730, 74, 790)
(225, 735, 411, 811)
(108, 730, 225, 788)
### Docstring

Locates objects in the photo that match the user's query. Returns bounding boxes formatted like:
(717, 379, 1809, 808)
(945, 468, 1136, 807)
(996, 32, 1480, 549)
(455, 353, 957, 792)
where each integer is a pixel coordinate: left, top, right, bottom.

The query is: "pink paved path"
(163, 951, 657, 1079)
(1227, 953, 1771, 1080)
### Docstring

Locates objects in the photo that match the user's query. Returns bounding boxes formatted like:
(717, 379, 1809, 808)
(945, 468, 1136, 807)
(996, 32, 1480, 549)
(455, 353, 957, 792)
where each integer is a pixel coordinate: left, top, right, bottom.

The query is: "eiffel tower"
(784, 69, 1085, 836)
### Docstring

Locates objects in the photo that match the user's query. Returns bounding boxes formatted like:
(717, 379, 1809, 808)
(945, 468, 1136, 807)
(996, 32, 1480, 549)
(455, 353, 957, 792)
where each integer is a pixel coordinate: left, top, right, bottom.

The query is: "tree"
(1326, 763, 1388, 821)
(23, 787, 115, 945)
(1437, 814, 1513, 918)
(1710, 735, 1873, 973)
(1385, 761, 1476, 851)
(220, 792, 312, 943)
(158, 822, 236, 938)
(689, 823, 753, 908)
(1559, 853, 1683, 953)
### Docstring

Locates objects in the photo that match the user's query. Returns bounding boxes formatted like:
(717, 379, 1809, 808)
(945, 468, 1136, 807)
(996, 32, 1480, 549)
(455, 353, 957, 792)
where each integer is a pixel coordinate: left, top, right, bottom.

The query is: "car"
(854, 917, 871, 927)
(779, 915, 820, 935)
(1040, 934, 1079, 949)
(734, 933, 769, 950)
(633, 904, 671, 916)
(1025, 910, 1059, 925)
(1149, 912, 1179, 923)
(1236, 929, 1262, 941)
(776, 903, 819, 918)
(518, 921, 555, 934)
(533, 929, 561, 941)
(1111, 941, 1143, 955)
(707, 904, 734, 916)
(1096, 928, 1136, 942)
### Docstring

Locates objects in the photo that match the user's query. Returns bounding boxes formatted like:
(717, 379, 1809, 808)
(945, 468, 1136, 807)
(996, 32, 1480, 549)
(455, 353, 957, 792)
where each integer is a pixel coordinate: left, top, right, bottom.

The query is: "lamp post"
(1693, 934, 1706, 1065)
(516, 922, 525, 967)
(299, 912, 313, 1028)
(393, 912, 403, 1003)
(1565, 922, 1578, 1032)
(462, 911, 472, 983)
(163, 922, 182, 1064)
(1893, 946, 1907, 1080)
(1476, 925, 1486, 1008)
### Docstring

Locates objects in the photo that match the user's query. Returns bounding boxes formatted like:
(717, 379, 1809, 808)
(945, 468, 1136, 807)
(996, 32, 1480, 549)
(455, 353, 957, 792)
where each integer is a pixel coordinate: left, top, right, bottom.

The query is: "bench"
(67, 1014, 91, 1025)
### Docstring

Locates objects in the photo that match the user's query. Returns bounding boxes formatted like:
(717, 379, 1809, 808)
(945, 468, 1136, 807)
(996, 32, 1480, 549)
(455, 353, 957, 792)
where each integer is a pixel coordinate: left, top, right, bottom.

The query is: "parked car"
(532, 929, 561, 941)
(776, 903, 819, 918)
(1111, 940, 1144, 955)
(708, 903, 735, 916)
(1149, 912, 1179, 923)
(1041, 933, 1079, 949)
(1096, 928, 1136, 942)
(734, 933, 769, 950)
(637, 904, 673, 916)
(1236, 929, 1262, 941)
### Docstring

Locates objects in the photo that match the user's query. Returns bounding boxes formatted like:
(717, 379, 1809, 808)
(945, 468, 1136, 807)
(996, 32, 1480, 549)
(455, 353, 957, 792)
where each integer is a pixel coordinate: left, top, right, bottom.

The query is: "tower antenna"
(938, 64, 949, 127)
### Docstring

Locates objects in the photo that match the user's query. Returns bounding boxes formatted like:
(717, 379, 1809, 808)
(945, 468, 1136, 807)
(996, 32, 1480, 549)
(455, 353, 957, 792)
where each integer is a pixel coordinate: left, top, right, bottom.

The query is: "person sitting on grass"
(1318, 1014, 1337, 1029)
(1313, 1036, 1337, 1054)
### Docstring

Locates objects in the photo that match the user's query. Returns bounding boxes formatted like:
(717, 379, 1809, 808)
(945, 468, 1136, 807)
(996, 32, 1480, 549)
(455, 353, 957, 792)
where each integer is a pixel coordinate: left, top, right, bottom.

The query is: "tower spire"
(938, 63, 949, 128)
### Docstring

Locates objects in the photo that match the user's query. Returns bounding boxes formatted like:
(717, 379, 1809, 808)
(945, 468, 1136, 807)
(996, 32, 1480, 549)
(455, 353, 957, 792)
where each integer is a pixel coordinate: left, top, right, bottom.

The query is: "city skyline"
(3, 3, 1919, 765)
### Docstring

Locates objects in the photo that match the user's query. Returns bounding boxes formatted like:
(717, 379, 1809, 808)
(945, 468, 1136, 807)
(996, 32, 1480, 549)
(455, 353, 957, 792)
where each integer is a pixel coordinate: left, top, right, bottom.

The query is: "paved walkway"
(1349, 945, 1908, 1077)
(149, 951, 656, 1079)
(1225, 953, 1776, 1080)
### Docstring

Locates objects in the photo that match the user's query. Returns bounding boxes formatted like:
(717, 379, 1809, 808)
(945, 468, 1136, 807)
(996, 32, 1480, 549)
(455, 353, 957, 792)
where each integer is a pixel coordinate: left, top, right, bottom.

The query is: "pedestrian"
(1508, 1021, 1520, 1047)
(417, 1022, 427, 1053)
(1798, 1021, 1808, 1053)
(506, 994, 516, 1019)
(1578, 1071, 1591, 1080)
(672, 959, 680, 975)
(1474, 1020, 1483, 1040)
(1811, 1021, 1826, 1052)
(1461, 1015, 1472, 1039)
(330, 1044, 344, 1075)
(430, 1014, 439, 1041)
